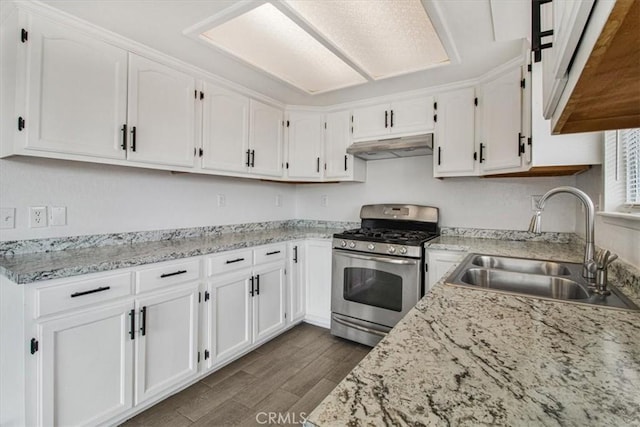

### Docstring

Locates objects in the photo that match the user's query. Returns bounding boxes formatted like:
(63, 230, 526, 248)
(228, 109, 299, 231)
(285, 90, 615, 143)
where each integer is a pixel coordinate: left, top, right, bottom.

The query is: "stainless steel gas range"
(331, 204, 440, 346)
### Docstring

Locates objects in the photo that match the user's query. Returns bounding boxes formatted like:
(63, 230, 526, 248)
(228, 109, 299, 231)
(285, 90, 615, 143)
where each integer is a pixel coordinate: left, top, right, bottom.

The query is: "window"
(604, 128, 640, 214)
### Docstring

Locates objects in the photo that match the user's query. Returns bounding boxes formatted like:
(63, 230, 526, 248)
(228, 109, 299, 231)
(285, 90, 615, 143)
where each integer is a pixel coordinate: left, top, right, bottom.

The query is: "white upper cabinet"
(352, 96, 434, 141)
(433, 87, 477, 177)
(249, 100, 283, 177)
(23, 15, 128, 159)
(127, 54, 196, 168)
(201, 83, 249, 173)
(286, 111, 324, 180)
(325, 111, 354, 179)
(478, 67, 525, 174)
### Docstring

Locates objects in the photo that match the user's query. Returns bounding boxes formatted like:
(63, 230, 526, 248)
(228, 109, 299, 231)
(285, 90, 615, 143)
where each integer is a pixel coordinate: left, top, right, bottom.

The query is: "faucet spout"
(529, 186, 596, 280)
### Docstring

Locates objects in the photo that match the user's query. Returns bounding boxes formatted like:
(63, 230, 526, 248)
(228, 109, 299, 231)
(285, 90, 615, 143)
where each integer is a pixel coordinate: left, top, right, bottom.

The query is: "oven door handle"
(334, 250, 418, 265)
(332, 314, 388, 337)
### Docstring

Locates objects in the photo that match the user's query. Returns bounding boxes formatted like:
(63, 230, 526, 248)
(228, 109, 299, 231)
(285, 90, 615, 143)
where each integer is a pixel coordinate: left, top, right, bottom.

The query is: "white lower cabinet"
(426, 250, 467, 291)
(38, 301, 134, 427)
(287, 242, 306, 324)
(304, 239, 332, 327)
(134, 283, 199, 405)
(203, 244, 287, 368)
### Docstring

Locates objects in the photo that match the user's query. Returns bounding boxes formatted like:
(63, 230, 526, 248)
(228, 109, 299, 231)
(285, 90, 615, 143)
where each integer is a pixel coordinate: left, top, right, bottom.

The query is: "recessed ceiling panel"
(284, 0, 450, 80)
(200, 3, 367, 94)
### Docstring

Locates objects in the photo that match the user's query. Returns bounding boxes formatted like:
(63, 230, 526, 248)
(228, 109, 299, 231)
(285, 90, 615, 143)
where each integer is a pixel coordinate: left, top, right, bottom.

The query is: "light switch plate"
(275, 195, 282, 207)
(320, 195, 329, 207)
(0, 208, 15, 229)
(50, 206, 66, 226)
(217, 194, 226, 207)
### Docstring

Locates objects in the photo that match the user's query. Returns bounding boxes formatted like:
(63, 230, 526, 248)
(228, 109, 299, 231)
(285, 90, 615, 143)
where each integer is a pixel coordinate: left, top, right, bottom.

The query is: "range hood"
(346, 133, 434, 160)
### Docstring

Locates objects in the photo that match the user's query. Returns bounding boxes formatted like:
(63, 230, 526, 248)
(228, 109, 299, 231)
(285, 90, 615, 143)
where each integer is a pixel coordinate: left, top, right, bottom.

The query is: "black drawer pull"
(266, 250, 281, 256)
(70, 286, 111, 298)
(250, 276, 255, 297)
(130, 126, 137, 152)
(293, 246, 298, 263)
(140, 306, 147, 336)
(255, 274, 260, 295)
(129, 309, 135, 340)
(225, 258, 245, 264)
(160, 270, 187, 278)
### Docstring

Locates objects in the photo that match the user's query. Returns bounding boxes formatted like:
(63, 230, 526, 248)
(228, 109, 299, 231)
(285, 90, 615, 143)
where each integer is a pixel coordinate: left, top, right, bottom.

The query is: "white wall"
(0, 157, 297, 241)
(295, 156, 577, 232)
(575, 166, 640, 268)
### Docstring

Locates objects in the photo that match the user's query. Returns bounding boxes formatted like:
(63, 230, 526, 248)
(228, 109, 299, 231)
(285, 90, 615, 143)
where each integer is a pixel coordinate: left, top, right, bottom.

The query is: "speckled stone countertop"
(307, 237, 640, 427)
(0, 227, 339, 284)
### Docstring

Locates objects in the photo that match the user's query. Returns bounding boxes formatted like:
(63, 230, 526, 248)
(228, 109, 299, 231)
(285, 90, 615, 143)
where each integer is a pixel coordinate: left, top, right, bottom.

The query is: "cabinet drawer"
(254, 243, 286, 265)
(36, 272, 132, 317)
(136, 259, 200, 293)
(208, 249, 253, 276)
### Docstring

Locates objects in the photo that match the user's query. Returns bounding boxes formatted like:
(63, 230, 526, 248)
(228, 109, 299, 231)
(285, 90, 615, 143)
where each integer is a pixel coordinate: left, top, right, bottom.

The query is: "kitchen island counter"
(307, 238, 640, 426)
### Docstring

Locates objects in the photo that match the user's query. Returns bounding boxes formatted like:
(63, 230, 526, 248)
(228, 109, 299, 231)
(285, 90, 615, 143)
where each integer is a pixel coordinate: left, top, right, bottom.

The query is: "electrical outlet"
(531, 195, 542, 211)
(320, 195, 329, 207)
(217, 194, 226, 207)
(0, 208, 15, 229)
(49, 206, 67, 226)
(275, 195, 282, 207)
(30, 206, 47, 228)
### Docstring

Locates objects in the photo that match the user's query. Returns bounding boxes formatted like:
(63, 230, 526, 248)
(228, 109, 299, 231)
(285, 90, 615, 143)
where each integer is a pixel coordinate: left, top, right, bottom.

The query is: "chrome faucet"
(528, 186, 597, 280)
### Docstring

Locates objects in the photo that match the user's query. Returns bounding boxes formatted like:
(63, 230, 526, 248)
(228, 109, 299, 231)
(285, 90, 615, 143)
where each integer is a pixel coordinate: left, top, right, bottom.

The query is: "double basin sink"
(446, 254, 639, 311)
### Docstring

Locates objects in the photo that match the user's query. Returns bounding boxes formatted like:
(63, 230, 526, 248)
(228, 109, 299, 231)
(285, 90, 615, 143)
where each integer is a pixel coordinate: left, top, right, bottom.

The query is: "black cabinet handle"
(140, 306, 147, 336)
(160, 270, 187, 278)
(251, 150, 255, 167)
(121, 124, 127, 150)
(250, 276, 255, 297)
(255, 274, 260, 295)
(316, 157, 320, 173)
(266, 250, 281, 256)
(479, 143, 485, 163)
(518, 132, 525, 156)
(390, 110, 394, 127)
(70, 286, 110, 298)
(246, 149, 251, 167)
(129, 309, 135, 340)
(385, 110, 388, 128)
(437, 147, 441, 166)
(344, 155, 348, 171)
(293, 246, 298, 263)
(225, 257, 245, 264)
(130, 126, 137, 152)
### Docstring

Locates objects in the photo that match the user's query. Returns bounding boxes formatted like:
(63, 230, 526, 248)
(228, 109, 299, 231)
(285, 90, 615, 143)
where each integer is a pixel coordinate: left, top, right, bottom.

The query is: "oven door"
(332, 248, 421, 328)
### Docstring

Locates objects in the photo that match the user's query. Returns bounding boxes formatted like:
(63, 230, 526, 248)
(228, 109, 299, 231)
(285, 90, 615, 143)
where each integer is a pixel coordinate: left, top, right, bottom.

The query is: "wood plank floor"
(121, 323, 370, 426)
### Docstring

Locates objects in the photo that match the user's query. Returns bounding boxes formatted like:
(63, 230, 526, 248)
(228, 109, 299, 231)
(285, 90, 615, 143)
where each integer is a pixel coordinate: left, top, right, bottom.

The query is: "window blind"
(623, 128, 640, 205)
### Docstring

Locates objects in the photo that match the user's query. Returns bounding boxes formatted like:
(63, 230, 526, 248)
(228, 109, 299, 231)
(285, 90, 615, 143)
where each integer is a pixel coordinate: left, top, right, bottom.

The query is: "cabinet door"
(24, 15, 128, 159)
(324, 111, 353, 179)
(352, 104, 389, 141)
(305, 240, 332, 327)
(135, 283, 198, 405)
(390, 97, 435, 135)
(480, 67, 524, 174)
(253, 263, 286, 344)
(249, 100, 283, 177)
(127, 54, 196, 168)
(434, 88, 477, 177)
(201, 83, 250, 173)
(212, 271, 253, 363)
(288, 242, 306, 323)
(427, 251, 465, 291)
(286, 111, 324, 179)
(38, 302, 133, 427)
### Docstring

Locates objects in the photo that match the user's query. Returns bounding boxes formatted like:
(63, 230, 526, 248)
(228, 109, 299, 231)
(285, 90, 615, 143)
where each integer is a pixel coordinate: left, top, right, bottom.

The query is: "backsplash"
(0, 220, 360, 256)
(439, 227, 575, 243)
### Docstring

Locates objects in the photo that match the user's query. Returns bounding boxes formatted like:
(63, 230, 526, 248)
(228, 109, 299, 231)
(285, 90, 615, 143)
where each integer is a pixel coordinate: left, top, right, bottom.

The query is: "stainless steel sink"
(461, 268, 589, 300)
(470, 255, 571, 276)
(446, 253, 639, 311)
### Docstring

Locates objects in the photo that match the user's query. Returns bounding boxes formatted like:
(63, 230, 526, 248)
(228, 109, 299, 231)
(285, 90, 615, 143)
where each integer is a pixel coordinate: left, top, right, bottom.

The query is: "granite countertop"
(0, 227, 339, 284)
(307, 238, 640, 427)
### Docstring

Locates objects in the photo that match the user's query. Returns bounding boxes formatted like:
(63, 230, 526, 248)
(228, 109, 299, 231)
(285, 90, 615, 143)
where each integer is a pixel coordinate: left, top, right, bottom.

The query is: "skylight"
(198, 0, 450, 94)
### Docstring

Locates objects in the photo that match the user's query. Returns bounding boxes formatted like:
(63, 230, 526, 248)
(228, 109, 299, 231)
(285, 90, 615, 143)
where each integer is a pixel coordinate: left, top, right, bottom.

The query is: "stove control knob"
(367, 243, 375, 251)
(349, 241, 356, 249)
(399, 246, 408, 255)
(387, 246, 396, 254)
(341, 240, 347, 248)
